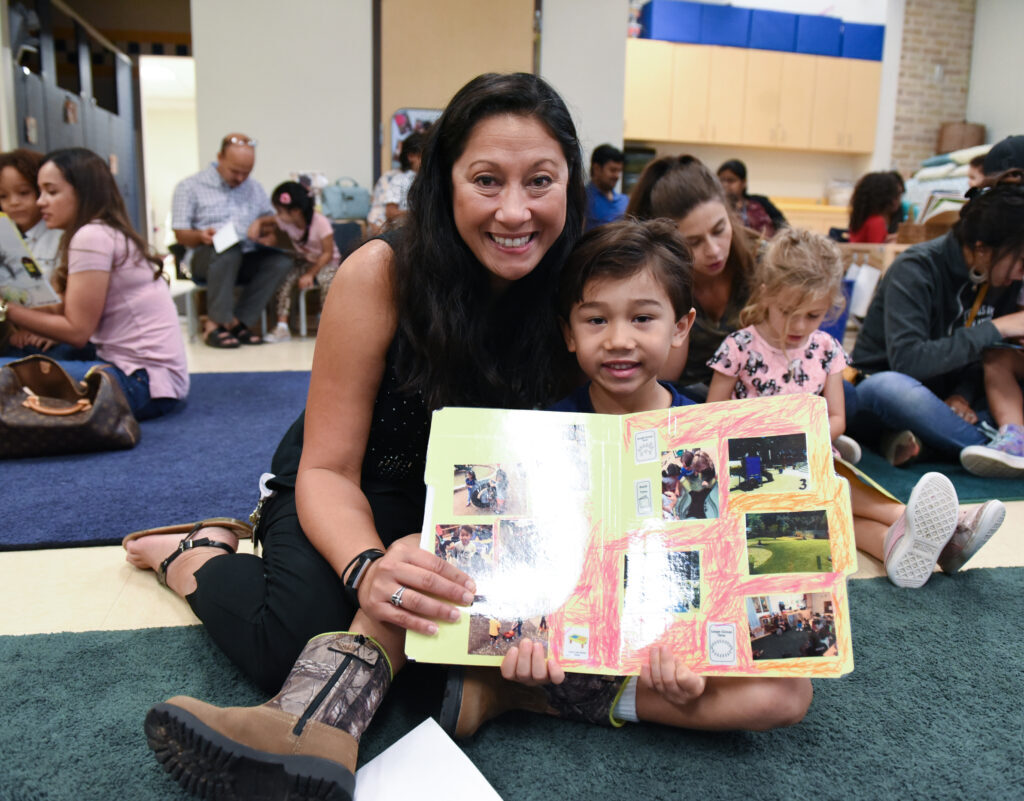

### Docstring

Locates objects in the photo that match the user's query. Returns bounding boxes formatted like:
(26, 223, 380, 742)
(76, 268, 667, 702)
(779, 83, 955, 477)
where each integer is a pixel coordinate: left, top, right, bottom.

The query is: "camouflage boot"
(440, 667, 626, 739)
(145, 632, 391, 801)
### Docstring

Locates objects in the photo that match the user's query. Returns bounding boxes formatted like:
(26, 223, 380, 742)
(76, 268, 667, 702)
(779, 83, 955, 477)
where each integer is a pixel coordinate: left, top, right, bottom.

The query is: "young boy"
(441, 219, 814, 741)
(550, 218, 697, 415)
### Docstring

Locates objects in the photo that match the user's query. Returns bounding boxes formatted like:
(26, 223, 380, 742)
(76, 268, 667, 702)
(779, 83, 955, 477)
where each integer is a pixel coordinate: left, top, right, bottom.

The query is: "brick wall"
(892, 0, 976, 175)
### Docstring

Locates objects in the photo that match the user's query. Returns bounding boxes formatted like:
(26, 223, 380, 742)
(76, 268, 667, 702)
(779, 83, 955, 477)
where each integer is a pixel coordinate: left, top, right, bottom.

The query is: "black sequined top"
(361, 338, 431, 486)
(267, 233, 431, 546)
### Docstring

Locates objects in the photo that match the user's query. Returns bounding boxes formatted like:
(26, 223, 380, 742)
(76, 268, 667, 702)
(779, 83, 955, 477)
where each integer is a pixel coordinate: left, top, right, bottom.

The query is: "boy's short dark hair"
(557, 218, 693, 321)
(591, 144, 625, 168)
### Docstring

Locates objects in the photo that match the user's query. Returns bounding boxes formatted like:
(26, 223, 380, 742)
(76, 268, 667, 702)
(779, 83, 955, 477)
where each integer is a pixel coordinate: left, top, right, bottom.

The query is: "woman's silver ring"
(390, 586, 407, 607)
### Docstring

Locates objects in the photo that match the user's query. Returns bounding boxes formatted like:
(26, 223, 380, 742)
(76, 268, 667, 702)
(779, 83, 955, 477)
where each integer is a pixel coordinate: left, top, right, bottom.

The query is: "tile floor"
(2, 327, 1020, 637)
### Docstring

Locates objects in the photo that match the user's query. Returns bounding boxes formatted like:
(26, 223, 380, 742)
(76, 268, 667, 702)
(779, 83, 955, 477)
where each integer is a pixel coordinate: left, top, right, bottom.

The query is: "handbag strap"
(336, 177, 360, 188)
(22, 394, 92, 416)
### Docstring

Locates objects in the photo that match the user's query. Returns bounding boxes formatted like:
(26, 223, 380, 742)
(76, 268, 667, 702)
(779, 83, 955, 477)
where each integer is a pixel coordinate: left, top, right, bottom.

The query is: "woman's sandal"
(122, 517, 253, 586)
(230, 322, 263, 345)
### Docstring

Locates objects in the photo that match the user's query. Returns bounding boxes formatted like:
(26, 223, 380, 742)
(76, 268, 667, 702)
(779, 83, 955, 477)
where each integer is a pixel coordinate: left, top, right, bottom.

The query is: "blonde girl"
(706, 227, 848, 444)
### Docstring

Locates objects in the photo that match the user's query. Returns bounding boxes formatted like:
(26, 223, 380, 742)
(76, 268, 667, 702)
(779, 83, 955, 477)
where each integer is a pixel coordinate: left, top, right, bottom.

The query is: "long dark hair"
(394, 72, 586, 410)
(44, 148, 162, 293)
(272, 181, 314, 245)
(848, 171, 901, 233)
(626, 154, 756, 285)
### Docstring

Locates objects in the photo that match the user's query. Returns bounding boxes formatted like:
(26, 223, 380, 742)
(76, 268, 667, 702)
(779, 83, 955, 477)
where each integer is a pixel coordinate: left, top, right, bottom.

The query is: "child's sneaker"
(265, 322, 291, 343)
(833, 435, 862, 464)
(937, 499, 1006, 575)
(882, 472, 958, 588)
(959, 424, 1024, 477)
(880, 429, 921, 467)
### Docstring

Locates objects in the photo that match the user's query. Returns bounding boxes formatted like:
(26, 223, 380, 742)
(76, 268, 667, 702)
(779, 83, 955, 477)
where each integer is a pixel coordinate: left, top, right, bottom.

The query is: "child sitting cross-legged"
(705, 228, 1004, 589)
(441, 218, 813, 740)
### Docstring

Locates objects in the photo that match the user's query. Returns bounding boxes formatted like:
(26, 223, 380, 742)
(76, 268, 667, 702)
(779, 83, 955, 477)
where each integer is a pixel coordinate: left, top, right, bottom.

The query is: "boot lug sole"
(145, 703, 355, 801)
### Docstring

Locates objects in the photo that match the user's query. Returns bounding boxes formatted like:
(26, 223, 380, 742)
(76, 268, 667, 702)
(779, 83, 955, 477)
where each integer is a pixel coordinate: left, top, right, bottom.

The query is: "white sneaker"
(265, 322, 291, 343)
(834, 435, 862, 464)
(882, 472, 958, 588)
(937, 500, 1006, 574)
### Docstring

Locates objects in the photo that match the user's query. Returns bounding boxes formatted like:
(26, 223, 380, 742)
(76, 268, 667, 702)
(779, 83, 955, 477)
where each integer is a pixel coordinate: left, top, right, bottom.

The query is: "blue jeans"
(851, 371, 987, 457)
(0, 355, 183, 421)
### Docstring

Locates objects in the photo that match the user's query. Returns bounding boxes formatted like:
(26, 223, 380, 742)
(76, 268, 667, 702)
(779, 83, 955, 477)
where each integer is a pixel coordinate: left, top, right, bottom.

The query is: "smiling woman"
(129, 72, 587, 800)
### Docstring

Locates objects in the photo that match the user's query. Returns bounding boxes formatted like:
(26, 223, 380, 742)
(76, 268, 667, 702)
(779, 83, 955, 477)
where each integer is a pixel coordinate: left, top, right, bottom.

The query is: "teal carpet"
(2, 570, 1022, 801)
(854, 449, 1024, 503)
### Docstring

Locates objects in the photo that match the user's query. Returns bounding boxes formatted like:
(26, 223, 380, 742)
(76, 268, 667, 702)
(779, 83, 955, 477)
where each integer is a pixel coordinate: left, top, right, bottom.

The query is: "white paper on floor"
(354, 717, 501, 800)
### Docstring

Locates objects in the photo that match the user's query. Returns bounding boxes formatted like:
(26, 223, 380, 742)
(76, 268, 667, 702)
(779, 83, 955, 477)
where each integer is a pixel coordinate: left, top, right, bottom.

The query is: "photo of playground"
(434, 523, 494, 580)
(623, 549, 702, 614)
(467, 611, 550, 657)
(746, 592, 837, 660)
(727, 434, 810, 495)
(452, 463, 526, 516)
(660, 448, 720, 520)
(745, 510, 833, 575)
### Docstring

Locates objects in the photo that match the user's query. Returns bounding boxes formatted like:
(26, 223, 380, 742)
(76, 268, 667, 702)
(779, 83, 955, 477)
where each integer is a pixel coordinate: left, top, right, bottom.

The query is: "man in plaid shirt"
(172, 133, 292, 348)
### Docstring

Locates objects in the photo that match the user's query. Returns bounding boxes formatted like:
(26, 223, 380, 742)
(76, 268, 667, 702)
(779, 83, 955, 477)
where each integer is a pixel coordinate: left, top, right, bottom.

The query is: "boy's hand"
(500, 637, 565, 686)
(641, 645, 705, 707)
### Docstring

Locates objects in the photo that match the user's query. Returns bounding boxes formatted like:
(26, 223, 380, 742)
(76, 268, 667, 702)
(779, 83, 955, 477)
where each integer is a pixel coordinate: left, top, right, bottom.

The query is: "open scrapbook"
(407, 394, 856, 678)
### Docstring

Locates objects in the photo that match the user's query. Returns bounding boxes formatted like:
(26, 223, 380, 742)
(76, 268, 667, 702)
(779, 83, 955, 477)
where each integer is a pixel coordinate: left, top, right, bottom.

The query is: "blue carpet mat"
(0, 371, 309, 550)
(1, 570, 1021, 801)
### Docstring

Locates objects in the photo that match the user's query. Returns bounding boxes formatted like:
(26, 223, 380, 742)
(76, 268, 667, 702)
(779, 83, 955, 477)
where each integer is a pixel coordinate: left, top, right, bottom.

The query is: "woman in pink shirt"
(1, 148, 188, 419)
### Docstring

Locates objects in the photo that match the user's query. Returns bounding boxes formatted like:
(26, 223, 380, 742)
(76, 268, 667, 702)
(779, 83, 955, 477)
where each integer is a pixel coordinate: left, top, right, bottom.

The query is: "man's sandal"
(230, 322, 263, 345)
(204, 326, 240, 349)
(122, 518, 252, 586)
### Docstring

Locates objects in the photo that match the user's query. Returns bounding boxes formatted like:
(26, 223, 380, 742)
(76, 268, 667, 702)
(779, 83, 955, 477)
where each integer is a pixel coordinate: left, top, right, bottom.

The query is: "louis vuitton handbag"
(0, 355, 140, 458)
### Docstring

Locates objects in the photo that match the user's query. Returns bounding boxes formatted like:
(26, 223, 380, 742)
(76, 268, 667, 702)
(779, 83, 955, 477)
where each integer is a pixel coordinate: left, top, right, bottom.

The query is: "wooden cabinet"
(845, 59, 882, 152)
(624, 39, 880, 155)
(706, 47, 747, 144)
(669, 44, 711, 142)
(624, 38, 673, 141)
(776, 53, 815, 149)
(809, 56, 882, 153)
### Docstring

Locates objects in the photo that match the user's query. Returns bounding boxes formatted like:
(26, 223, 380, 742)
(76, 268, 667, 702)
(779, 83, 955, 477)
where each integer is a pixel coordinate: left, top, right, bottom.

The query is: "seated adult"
(716, 159, 787, 238)
(0, 148, 188, 420)
(848, 171, 902, 243)
(850, 174, 1024, 474)
(171, 133, 292, 348)
(584, 143, 628, 231)
(0, 148, 66, 355)
(626, 154, 758, 398)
